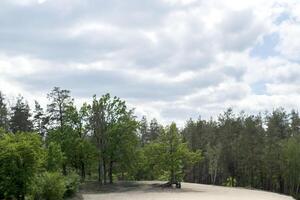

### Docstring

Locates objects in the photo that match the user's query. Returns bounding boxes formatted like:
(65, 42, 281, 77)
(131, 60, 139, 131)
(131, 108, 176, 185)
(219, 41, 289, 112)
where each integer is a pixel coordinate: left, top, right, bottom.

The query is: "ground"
(70, 181, 295, 200)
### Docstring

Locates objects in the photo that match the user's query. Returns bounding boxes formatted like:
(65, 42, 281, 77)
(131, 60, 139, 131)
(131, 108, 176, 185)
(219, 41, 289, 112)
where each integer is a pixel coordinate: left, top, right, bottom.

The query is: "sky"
(1, 0, 300, 125)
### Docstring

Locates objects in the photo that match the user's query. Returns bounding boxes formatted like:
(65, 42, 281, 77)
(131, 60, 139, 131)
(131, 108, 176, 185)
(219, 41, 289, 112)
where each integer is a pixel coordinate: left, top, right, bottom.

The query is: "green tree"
(282, 136, 300, 198)
(9, 96, 33, 133)
(206, 143, 222, 184)
(236, 115, 265, 188)
(182, 118, 215, 183)
(290, 110, 300, 137)
(148, 123, 202, 183)
(0, 132, 45, 199)
(33, 100, 47, 137)
(47, 87, 73, 129)
(139, 116, 149, 146)
(148, 118, 162, 142)
(90, 94, 138, 184)
(264, 108, 290, 192)
(217, 109, 242, 184)
(46, 142, 65, 172)
(107, 113, 139, 181)
(0, 91, 8, 131)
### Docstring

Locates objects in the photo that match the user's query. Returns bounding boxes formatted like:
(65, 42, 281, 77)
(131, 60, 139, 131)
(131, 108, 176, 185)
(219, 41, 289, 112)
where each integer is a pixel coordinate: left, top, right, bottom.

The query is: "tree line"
(181, 108, 300, 199)
(0, 87, 299, 199)
(0, 87, 199, 199)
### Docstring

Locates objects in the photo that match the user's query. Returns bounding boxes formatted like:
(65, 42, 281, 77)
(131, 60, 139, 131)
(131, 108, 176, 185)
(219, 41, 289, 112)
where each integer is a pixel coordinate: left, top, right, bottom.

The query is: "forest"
(0, 87, 299, 200)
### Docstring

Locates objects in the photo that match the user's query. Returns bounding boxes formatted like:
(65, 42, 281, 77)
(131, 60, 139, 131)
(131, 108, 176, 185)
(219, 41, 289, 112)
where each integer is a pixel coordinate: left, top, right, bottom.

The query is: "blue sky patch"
(250, 33, 279, 59)
(251, 81, 267, 95)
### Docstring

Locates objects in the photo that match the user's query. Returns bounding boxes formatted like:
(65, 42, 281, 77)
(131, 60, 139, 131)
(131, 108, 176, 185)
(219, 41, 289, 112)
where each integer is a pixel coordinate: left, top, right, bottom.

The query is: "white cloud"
(1, 0, 300, 125)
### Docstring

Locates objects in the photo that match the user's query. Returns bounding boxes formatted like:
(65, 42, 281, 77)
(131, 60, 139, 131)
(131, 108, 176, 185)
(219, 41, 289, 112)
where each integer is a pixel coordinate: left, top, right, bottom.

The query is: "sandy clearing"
(81, 181, 294, 200)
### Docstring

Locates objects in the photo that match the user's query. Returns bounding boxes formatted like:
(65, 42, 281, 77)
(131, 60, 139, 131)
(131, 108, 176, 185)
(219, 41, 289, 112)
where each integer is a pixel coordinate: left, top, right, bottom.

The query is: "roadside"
(68, 181, 295, 200)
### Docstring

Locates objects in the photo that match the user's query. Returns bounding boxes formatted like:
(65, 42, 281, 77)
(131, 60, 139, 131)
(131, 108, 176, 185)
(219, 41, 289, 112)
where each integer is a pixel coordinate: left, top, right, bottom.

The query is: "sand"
(80, 181, 294, 200)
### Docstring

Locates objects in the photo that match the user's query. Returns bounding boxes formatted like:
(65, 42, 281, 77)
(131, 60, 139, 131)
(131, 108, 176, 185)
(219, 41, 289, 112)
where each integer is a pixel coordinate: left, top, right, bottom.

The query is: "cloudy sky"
(1, 0, 300, 125)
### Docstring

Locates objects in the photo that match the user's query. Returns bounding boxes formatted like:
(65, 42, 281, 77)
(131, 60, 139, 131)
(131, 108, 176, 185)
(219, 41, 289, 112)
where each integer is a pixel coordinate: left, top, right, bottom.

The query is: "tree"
(290, 110, 300, 137)
(46, 126, 76, 175)
(206, 143, 222, 184)
(148, 118, 162, 142)
(282, 136, 300, 198)
(147, 123, 202, 184)
(47, 87, 73, 129)
(139, 116, 149, 146)
(0, 92, 8, 131)
(9, 96, 33, 133)
(264, 108, 290, 192)
(107, 112, 139, 182)
(236, 115, 265, 188)
(217, 109, 242, 184)
(90, 93, 138, 184)
(46, 142, 65, 172)
(33, 100, 47, 137)
(0, 132, 45, 200)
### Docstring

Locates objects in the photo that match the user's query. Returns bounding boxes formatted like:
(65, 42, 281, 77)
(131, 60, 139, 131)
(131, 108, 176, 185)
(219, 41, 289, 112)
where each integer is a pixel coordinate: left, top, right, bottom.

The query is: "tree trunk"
(109, 160, 113, 184)
(81, 161, 85, 181)
(98, 157, 102, 184)
(103, 158, 107, 184)
(278, 175, 284, 193)
(213, 168, 217, 184)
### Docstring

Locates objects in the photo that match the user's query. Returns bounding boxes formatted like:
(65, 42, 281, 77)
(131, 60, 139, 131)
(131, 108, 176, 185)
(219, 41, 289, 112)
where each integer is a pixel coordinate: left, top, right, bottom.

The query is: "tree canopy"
(0, 88, 300, 199)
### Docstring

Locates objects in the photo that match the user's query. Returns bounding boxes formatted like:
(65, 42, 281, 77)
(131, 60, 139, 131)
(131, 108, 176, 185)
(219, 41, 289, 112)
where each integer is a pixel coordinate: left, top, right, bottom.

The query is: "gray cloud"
(9, 66, 226, 102)
(1, 0, 300, 124)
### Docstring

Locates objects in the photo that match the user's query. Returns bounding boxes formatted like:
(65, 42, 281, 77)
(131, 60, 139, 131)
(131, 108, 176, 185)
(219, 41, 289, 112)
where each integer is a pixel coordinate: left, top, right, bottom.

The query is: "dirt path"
(77, 181, 294, 200)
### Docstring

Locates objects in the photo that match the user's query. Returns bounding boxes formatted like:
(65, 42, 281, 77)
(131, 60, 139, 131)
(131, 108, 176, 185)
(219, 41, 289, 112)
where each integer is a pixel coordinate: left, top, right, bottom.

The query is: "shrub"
(0, 133, 45, 199)
(223, 177, 237, 187)
(32, 172, 66, 200)
(64, 171, 80, 198)
(46, 142, 65, 172)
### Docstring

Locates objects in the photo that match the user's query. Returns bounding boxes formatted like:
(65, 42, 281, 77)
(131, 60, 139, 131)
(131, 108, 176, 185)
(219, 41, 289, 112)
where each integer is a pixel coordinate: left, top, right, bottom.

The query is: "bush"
(46, 142, 65, 172)
(0, 133, 45, 199)
(32, 172, 66, 200)
(64, 171, 80, 198)
(223, 177, 237, 187)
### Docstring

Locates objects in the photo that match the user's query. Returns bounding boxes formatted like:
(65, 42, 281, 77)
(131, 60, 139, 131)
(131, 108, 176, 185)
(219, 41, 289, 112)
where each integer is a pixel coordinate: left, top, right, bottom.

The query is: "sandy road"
(80, 181, 294, 200)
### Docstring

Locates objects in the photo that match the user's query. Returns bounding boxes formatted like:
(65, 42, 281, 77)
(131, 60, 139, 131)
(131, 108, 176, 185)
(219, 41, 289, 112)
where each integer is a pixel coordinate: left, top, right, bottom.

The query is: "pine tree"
(139, 116, 149, 146)
(0, 92, 8, 131)
(47, 87, 73, 129)
(9, 96, 33, 133)
(33, 101, 47, 137)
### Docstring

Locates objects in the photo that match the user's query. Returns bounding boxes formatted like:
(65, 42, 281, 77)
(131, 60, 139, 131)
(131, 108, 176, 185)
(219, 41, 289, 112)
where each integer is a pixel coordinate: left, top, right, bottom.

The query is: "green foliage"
(47, 87, 73, 128)
(144, 123, 202, 183)
(282, 136, 300, 198)
(64, 171, 80, 197)
(32, 172, 66, 200)
(0, 127, 4, 137)
(90, 93, 139, 184)
(108, 114, 139, 177)
(0, 92, 8, 131)
(33, 100, 47, 137)
(46, 142, 65, 172)
(0, 132, 45, 199)
(223, 177, 237, 187)
(9, 96, 33, 133)
(46, 127, 76, 173)
(206, 143, 222, 184)
(3, 88, 300, 200)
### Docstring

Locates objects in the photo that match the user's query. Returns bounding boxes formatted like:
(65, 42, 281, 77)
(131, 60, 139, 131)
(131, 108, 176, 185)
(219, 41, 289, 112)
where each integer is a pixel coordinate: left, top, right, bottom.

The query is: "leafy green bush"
(0, 132, 45, 199)
(46, 142, 65, 172)
(32, 172, 66, 200)
(223, 177, 237, 187)
(64, 171, 80, 198)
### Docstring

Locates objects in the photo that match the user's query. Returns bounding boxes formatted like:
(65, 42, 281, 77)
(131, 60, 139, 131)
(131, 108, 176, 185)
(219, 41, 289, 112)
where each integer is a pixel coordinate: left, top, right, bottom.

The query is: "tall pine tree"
(9, 96, 32, 133)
